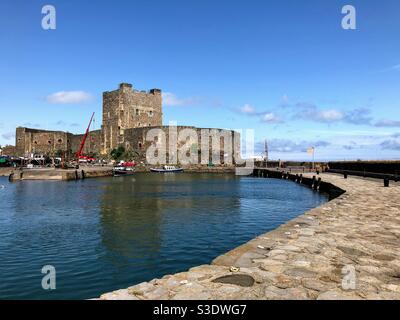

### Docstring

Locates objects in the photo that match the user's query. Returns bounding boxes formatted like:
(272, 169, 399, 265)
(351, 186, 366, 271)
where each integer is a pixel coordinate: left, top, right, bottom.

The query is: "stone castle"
(15, 83, 240, 164)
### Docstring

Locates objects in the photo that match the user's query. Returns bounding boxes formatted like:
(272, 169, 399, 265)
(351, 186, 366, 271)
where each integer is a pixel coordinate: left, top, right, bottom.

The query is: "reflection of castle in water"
(99, 177, 164, 262)
(98, 174, 242, 265)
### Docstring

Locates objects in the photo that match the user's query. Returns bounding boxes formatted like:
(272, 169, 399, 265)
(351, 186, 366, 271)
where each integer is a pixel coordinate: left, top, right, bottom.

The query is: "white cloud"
(236, 104, 283, 124)
(295, 103, 373, 125)
(315, 109, 344, 122)
(261, 112, 281, 123)
(380, 139, 400, 151)
(55, 120, 67, 126)
(1, 132, 15, 141)
(296, 104, 338, 122)
(375, 119, 400, 127)
(239, 104, 256, 115)
(259, 139, 330, 153)
(23, 122, 41, 128)
(162, 92, 197, 107)
(343, 108, 372, 125)
(45, 91, 94, 104)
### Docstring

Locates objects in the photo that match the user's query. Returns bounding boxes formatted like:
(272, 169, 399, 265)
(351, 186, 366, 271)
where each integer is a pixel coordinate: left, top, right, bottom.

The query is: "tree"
(55, 149, 64, 157)
(122, 149, 134, 161)
(110, 145, 125, 161)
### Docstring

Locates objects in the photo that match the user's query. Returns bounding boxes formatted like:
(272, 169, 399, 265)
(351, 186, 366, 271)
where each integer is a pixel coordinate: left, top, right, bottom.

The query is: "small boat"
(150, 166, 184, 173)
(113, 166, 135, 176)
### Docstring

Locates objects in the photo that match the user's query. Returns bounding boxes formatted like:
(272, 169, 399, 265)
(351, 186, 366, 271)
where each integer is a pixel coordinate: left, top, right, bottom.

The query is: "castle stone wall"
(123, 126, 241, 165)
(70, 129, 102, 156)
(15, 127, 71, 156)
(15, 127, 102, 157)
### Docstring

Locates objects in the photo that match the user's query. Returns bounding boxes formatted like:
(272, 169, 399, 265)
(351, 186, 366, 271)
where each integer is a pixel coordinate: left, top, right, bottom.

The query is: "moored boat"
(150, 166, 184, 173)
(113, 166, 135, 175)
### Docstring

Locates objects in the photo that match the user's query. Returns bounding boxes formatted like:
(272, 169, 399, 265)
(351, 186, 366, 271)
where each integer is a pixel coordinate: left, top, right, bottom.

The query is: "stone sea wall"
(8, 167, 113, 182)
(0, 167, 13, 177)
(328, 160, 400, 175)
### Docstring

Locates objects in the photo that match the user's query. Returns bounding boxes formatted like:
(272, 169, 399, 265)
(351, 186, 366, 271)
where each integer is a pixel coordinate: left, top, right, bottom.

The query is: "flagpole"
(313, 147, 315, 171)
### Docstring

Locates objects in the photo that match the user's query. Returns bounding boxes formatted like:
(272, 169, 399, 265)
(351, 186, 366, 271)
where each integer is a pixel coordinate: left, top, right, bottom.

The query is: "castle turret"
(102, 83, 163, 154)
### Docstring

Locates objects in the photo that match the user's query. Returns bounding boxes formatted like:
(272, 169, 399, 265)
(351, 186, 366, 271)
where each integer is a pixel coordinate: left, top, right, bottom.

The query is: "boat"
(150, 166, 184, 173)
(113, 166, 135, 176)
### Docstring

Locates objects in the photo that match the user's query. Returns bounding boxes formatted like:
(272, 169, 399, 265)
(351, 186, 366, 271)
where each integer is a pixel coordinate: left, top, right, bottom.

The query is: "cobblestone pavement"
(99, 173, 400, 300)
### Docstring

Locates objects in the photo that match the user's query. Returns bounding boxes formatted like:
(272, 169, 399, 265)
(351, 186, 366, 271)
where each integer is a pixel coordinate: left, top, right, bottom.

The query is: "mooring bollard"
(384, 178, 389, 187)
(316, 177, 322, 190)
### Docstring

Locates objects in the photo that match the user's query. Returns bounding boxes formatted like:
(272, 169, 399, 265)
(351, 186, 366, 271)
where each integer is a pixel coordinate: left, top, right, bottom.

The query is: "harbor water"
(0, 173, 328, 299)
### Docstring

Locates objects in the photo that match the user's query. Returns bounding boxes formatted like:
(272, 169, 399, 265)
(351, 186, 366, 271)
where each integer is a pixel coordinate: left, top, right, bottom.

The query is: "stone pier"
(99, 171, 400, 300)
(8, 167, 113, 182)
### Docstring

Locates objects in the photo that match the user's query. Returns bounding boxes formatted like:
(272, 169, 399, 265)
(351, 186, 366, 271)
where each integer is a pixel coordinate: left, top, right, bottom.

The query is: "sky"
(1, 0, 400, 161)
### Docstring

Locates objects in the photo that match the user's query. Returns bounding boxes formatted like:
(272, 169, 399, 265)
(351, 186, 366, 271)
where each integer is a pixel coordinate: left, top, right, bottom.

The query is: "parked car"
(0, 156, 11, 167)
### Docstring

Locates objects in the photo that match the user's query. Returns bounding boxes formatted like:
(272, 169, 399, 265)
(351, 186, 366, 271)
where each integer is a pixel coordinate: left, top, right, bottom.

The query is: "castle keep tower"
(102, 83, 162, 154)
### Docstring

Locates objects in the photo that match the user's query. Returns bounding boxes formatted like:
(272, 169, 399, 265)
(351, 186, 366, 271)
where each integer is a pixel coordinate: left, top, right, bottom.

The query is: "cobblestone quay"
(100, 172, 400, 300)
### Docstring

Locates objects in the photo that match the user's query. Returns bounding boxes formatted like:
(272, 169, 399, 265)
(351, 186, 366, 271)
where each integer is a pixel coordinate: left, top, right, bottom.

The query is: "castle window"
(149, 110, 153, 117)
(138, 142, 142, 149)
(135, 109, 139, 115)
(34, 141, 38, 145)
(57, 139, 63, 144)
(138, 123, 141, 127)
(148, 124, 151, 127)
(48, 140, 52, 144)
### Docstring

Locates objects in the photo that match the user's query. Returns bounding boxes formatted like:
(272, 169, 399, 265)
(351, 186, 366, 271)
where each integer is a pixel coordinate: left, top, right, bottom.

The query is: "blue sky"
(1, 0, 400, 160)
